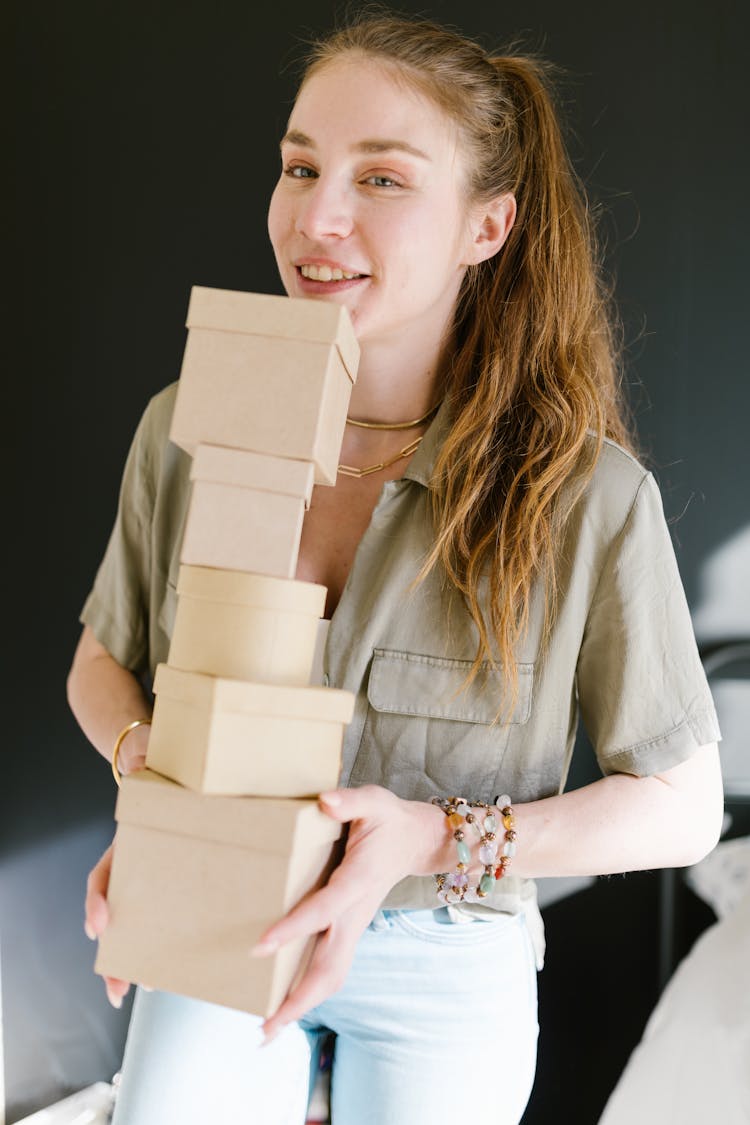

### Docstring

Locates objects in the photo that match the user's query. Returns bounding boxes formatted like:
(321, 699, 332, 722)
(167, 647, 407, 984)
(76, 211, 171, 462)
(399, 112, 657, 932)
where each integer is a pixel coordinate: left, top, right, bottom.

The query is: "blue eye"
(284, 165, 317, 179)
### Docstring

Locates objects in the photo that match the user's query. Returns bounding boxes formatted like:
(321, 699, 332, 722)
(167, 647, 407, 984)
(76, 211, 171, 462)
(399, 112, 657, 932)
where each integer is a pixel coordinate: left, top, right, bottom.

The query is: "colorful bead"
(432, 793, 517, 905)
(479, 872, 495, 895)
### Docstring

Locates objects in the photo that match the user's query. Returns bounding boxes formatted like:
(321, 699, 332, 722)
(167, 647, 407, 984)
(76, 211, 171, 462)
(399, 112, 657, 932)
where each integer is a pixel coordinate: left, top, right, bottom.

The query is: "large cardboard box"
(95, 769, 343, 1016)
(181, 444, 314, 578)
(146, 664, 354, 796)
(170, 288, 359, 485)
(168, 566, 326, 685)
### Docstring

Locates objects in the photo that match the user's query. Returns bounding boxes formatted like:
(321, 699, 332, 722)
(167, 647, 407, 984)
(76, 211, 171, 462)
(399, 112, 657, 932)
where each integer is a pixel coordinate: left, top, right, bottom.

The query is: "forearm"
(256, 746, 722, 1036)
(514, 746, 723, 877)
(67, 625, 152, 773)
(407, 743, 723, 884)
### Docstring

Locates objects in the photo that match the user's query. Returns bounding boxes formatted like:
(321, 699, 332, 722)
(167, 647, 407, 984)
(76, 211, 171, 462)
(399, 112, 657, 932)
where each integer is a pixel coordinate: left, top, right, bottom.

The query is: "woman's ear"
(463, 193, 517, 266)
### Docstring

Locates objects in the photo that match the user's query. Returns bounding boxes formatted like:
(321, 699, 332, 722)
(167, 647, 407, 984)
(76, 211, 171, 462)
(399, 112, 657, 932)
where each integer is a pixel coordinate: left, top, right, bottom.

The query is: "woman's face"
(267, 57, 479, 349)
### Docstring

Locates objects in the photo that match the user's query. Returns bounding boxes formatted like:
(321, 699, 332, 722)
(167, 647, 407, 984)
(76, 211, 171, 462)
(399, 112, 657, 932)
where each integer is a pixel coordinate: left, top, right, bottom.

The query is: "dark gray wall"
(6, 1, 749, 1120)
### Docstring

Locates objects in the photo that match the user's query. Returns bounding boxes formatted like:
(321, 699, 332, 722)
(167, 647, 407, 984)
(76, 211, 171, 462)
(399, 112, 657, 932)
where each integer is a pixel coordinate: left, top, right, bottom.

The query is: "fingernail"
(250, 940, 279, 958)
(84, 921, 96, 941)
(109, 994, 123, 1010)
(319, 791, 341, 806)
(261, 1023, 285, 1046)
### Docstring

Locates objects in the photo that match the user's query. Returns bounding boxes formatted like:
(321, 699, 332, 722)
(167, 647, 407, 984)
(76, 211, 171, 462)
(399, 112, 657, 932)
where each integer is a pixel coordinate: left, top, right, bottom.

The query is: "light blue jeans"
(111, 908, 539, 1125)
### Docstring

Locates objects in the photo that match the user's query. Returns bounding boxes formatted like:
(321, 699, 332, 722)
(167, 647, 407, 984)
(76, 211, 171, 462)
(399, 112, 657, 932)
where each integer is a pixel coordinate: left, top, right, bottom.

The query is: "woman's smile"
(295, 257, 371, 293)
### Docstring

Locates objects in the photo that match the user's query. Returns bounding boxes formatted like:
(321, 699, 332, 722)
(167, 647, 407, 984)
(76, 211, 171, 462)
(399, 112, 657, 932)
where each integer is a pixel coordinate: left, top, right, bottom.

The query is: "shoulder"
(136, 381, 179, 445)
(570, 434, 657, 544)
(115, 383, 188, 519)
(128, 382, 180, 475)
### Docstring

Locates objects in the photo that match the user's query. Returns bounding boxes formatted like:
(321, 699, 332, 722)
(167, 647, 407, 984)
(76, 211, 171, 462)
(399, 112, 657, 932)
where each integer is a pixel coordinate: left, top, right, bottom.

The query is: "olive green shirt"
(82, 383, 720, 963)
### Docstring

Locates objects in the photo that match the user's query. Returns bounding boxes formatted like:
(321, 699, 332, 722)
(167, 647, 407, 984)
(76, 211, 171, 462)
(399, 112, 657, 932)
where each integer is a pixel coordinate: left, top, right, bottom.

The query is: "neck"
(347, 328, 447, 425)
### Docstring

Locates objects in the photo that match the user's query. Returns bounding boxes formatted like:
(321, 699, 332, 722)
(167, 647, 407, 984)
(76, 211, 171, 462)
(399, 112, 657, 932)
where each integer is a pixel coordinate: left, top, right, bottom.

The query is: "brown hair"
(302, 14, 635, 704)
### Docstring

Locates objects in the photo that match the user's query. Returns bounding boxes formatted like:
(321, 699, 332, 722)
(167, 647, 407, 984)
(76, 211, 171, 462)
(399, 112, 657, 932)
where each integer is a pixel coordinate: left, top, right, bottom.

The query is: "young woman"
(68, 14, 723, 1124)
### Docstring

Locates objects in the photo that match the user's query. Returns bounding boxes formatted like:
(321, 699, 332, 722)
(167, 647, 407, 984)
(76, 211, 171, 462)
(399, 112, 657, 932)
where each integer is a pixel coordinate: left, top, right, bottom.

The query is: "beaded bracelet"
(431, 794, 517, 904)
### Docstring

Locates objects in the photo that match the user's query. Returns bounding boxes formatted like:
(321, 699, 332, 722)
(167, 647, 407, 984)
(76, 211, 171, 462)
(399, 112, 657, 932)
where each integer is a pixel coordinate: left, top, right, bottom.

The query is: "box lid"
(191, 443, 315, 506)
(176, 565, 326, 617)
(115, 768, 343, 851)
(153, 663, 355, 723)
(186, 287, 359, 383)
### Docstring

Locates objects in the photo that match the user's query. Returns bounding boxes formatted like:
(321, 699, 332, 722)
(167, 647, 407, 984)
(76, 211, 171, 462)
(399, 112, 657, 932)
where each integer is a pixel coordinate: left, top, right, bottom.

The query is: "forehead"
(288, 57, 459, 158)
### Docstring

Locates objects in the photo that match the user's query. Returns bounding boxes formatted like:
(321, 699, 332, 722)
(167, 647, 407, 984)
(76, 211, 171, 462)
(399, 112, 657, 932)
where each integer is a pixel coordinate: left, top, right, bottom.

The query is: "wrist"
(431, 795, 518, 904)
(404, 798, 458, 877)
(112, 718, 152, 781)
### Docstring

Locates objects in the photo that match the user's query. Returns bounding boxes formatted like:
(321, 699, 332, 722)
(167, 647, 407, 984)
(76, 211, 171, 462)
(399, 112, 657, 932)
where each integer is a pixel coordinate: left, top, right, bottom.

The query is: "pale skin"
(69, 58, 724, 1038)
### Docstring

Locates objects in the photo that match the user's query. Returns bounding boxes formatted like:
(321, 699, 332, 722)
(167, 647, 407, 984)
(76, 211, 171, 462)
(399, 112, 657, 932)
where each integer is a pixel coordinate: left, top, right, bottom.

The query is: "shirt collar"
(402, 398, 453, 488)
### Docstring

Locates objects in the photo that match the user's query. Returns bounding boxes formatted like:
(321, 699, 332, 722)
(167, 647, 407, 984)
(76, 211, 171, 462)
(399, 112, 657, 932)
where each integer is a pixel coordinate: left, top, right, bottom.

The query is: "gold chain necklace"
(338, 436, 424, 479)
(345, 401, 441, 431)
(338, 400, 441, 478)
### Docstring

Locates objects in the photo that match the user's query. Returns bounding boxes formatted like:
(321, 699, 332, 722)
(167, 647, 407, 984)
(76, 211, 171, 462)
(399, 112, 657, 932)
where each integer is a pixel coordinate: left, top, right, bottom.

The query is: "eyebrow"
(280, 129, 431, 161)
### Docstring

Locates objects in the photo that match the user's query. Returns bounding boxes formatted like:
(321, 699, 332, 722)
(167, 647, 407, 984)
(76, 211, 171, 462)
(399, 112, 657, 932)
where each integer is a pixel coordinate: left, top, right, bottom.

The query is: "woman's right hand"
(85, 842, 131, 1009)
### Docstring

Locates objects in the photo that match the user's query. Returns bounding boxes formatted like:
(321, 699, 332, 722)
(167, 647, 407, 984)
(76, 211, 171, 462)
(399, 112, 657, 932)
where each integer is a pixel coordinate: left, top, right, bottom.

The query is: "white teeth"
(300, 264, 362, 281)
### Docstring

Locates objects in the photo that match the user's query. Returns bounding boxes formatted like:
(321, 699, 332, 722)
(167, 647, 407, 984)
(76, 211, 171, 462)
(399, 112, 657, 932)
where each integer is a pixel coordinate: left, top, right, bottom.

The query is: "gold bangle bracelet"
(112, 718, 152, 787)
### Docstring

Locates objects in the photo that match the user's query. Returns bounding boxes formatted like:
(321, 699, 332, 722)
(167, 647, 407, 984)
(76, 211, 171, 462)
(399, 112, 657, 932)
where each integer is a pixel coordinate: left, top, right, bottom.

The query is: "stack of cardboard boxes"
(96, 287, 359, 1015)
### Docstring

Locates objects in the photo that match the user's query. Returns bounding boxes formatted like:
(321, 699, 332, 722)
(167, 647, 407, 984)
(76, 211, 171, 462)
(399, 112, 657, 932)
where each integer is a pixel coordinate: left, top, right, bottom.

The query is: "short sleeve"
(79, 402, 158, 674)
(576, 471, 721, 776)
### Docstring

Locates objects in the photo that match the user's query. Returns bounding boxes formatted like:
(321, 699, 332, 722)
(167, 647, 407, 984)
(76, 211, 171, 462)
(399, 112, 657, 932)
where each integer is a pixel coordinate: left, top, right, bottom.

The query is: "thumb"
(318, 784, 390, 823)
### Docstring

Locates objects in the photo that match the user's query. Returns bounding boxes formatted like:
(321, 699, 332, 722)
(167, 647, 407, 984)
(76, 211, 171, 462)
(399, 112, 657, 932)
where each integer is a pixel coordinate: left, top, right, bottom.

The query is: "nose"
(294, 176, 354, 241)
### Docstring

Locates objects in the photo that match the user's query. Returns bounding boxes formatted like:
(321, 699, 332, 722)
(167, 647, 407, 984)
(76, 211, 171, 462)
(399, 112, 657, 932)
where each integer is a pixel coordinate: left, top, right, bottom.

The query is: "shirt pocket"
(346, 648, 534, 801)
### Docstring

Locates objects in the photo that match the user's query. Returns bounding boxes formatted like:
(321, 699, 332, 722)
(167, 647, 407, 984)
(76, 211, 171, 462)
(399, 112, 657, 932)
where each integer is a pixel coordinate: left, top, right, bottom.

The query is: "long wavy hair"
(301, 14, 636, 703)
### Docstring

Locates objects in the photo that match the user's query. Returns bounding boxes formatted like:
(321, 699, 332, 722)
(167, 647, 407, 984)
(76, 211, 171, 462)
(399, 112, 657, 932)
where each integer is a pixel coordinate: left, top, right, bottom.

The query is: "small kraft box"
(95, 769, 344, 1017)
(146, 664, 355, 796)
(168, 565, 327, 686)
(170, 287, 360, 485)
(181, 444, 314, 578)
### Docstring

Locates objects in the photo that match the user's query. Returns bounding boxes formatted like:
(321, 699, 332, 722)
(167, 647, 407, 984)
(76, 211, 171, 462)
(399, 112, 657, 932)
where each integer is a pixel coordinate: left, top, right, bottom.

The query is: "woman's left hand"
(253, 784, 443, 1043)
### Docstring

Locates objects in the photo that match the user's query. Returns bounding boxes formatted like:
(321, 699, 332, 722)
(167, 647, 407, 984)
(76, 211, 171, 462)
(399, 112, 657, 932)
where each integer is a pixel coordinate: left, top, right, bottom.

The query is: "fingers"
(318, 784, 393, 823)
(250, 880, 348, 957)
(85, 844, 113, 939)
(84, 892, 110, 940)
(84, 841, 130, 1008)
(261, 907, 369, 1042)
(252, 850, 388, 955)
(104, 976, 131, 1009)
(253, 789, 402, 954)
